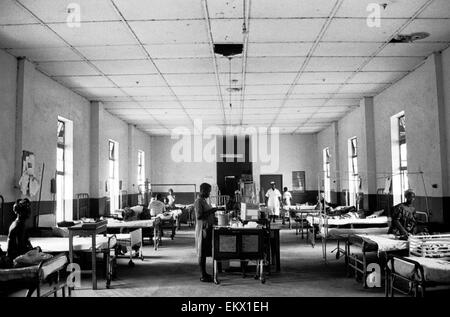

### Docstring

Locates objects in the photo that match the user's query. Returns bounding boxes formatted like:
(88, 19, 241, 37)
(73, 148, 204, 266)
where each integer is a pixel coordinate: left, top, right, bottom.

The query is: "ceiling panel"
(18, 0, 120, 22)
(418, 0, 450, 18)
(0, 24, 63, 48)
(305, 57, 366, 71)
(347, 71, 407, 84)
(155, 58, 212, 73)
(362, 56, 425, 71)
(122, 86, 173, 96)
(250, 19, 326, 42)
(171, 86, 218, 96)
(314, 42, 381, 57)
(339, 83, 388, 94)
(76, 45, 146, 60)
(252, 0, 336, 18)
(335, 0, 429, 18)
(210, 19, 243, 43)
(145, 44, 211, 58)
(7, 47, 82, 61)
(108, 74, 166, 87)
(92, 60, 157, 75)
(53, 75, 115, 88)
(245, 73, 296, 85)
(165, 73, 217, 86)
(247, 42, 312, 57)
(246, 57, 306, 72)
(36, 61, 100, 76)
(113, 0, 204, 20)
(293, 84, 340, 94)
(323, 18, 408, 42)
(129, 20, 208, 44)
(298, 72, 353, 84)
(379, 42, 448, 57)
(0, 1, 38, 25)
(74, 87, 126, 98)
(49, 22, 136, 46)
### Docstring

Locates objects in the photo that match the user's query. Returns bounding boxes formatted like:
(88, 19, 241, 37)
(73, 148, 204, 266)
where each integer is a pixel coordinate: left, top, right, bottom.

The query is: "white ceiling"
(0, 0, 449, 135)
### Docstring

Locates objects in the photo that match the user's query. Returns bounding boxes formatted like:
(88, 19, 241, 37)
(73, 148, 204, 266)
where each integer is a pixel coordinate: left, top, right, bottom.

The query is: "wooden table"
(68, 220, 109, 290)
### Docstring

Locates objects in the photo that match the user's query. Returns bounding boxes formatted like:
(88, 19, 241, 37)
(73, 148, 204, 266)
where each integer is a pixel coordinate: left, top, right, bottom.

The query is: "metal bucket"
(218, 213, 229, 227)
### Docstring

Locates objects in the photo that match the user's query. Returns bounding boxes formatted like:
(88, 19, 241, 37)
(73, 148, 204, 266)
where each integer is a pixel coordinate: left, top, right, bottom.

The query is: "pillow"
(13, 249, 53, 268)
(130, 205, 144, 214)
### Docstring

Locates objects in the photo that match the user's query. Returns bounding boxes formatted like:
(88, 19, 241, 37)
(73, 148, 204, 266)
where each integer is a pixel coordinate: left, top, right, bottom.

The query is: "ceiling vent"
(213, 43, 243, 57)
(389, 32, 430, 43)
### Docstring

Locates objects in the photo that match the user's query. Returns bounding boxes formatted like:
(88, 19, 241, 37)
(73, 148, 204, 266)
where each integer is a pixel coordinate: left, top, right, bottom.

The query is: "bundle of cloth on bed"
(306, 208, 389, 261)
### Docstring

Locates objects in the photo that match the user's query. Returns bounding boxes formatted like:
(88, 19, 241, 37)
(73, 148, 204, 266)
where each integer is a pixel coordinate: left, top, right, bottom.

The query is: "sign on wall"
(292, 171, 305, 193)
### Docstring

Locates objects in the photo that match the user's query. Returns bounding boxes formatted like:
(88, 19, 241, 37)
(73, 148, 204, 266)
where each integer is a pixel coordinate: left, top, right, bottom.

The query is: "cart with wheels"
(212, 227, 267, 285)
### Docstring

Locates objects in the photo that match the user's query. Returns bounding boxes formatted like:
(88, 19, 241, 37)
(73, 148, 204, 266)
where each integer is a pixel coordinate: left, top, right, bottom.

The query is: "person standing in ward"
(282, 187, 293, 225)
(194, 183, 218, 282)
(265, 181, 282, 223)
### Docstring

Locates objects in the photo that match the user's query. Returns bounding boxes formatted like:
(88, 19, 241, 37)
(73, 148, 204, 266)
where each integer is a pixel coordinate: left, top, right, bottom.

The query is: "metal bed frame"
(385, 255, 450, 297)
(149, 183, 197, 226)
(0, 195, 4, 235)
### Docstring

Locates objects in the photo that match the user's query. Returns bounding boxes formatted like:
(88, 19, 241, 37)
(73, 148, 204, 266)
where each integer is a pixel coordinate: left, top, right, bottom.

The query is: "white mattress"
(321, 227, 389, 238)
(308, 215, 389, 226)
(107, 218, 154, 229)
(390, 256, 450, 283)
(354, 234, 409, 252)
(29, 236, 116, 253)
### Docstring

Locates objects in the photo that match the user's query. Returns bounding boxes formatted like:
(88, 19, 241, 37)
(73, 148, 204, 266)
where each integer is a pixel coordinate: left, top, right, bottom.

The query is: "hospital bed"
(1, 233, 117, 290)
(386, 255, 450, 297)
(0, 252, 69, 297)
(286, 205, 320, 238)
(386, 233, 450, 297)
(306, 211, 390, 261)
(106, 217, 172, 250)
(346, 234, 409, 287)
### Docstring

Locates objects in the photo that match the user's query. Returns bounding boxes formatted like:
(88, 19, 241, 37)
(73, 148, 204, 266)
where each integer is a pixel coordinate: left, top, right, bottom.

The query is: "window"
(137, 150, 145, 187)
(348, 137, 358, 207)
(108, 140, 119, 212)
(56, 120, 65, 221)
(323, 148, 331, 202)
(398, 115, 408, 202)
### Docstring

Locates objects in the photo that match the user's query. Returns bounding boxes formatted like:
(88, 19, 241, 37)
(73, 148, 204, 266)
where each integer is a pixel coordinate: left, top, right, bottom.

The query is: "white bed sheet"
(390, 256, 450, 283)
(355, 234, 409, 252)
(307, 215, 389, 226)
(107, 218, 154, 229)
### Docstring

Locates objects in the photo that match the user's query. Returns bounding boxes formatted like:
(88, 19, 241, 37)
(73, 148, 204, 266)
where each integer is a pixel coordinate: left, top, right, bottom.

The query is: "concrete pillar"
(434, 52, 449, 223)
(361, 97, 377, 209)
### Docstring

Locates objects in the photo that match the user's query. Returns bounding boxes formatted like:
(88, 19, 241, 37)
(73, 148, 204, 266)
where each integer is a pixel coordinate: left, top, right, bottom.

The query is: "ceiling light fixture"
(389, 32, 430, 43)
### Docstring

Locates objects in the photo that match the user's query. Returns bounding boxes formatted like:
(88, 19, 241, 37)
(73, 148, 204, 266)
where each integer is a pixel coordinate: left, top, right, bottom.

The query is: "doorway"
(260, 174, 283, 201)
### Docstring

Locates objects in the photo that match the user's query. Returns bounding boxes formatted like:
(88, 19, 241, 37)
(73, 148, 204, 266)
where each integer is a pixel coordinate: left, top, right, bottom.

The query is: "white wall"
(0, 50, 17, 201)
(373, 55, 442, 198)
(252, 134, 319, 193)
(17, 59, 91, 204)
(150, 136, 216, 191)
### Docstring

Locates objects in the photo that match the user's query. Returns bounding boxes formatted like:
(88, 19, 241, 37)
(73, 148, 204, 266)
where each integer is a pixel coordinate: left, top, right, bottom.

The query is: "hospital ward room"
(1, 0, 450, 301)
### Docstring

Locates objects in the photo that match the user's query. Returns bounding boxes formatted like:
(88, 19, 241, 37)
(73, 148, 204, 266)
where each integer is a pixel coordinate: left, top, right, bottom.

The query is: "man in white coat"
(265, 181, 282, 223)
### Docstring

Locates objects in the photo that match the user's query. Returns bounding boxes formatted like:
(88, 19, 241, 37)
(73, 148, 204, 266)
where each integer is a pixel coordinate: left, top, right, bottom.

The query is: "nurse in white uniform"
(265, 181, 282, 223)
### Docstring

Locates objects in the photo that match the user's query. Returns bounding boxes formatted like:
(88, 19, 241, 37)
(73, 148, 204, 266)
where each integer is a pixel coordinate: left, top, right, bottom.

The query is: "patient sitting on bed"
(388, 189, 420, 239)
(149, 194, 172, 220)
(7, 199, 33, 261)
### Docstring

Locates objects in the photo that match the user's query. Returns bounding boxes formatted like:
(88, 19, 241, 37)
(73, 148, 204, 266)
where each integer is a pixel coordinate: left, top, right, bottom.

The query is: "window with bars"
(348, 137, 358, 207)
(137, 150, 145, 187)
(398, 115, 408, 201)
(323, 147, 331, 202)
(56, 120, 65, 221)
